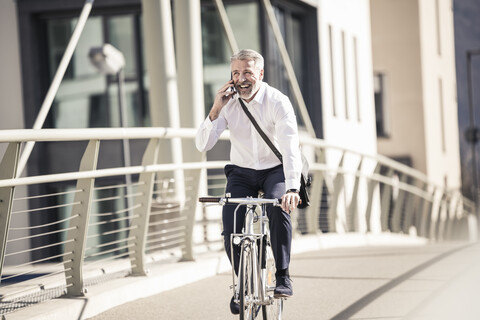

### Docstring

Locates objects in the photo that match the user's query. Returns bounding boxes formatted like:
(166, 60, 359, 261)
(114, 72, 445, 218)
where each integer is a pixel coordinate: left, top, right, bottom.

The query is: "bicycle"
(199, 194, 284, 320)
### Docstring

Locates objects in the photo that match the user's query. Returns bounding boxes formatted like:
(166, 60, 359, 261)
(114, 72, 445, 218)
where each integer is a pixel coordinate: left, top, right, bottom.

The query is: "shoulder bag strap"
(238, 98, 283, 162)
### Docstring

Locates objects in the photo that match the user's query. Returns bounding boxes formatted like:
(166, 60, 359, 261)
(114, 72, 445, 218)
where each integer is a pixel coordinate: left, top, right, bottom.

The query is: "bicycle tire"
(239, 241, 258, 320)
(262, 242, 283, 320)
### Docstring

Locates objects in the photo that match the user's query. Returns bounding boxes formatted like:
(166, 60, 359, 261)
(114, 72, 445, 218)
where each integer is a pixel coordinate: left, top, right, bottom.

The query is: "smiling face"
(231, 59, 264, 102)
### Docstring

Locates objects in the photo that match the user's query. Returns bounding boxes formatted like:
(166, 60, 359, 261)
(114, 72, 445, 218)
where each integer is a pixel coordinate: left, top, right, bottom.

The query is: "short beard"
(237, 82, 260, 101)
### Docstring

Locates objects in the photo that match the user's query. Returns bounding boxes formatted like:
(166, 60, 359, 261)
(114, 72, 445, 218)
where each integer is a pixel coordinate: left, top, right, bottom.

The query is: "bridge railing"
(300, 135, 475, 240)
(0, 127, 474, 315)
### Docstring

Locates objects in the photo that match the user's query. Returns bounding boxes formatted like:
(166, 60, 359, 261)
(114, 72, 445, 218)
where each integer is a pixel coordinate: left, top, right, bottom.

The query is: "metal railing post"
(0, 143, 20, 280)
(435, 194, 448, 241)
(347, 158, 363, 232)
(63, 139, 99, 296)
(415, 182, 429, 236)
(402, 185, 418, 234)
(428, 188, 443, 240)
(391, 173, 407, 233)
(305, 171, 324, 234)
(129, 138, 159, 275)
(380, 168, 394, 231)
(327, 154, 346, 233)
(180, 168, 202, 261)
(365, 163, 381, 232)
(444, 192, 459, 240)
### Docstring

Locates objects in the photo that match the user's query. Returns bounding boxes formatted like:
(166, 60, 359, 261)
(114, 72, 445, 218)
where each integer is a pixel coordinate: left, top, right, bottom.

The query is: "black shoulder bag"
(238, 99, 311, 209)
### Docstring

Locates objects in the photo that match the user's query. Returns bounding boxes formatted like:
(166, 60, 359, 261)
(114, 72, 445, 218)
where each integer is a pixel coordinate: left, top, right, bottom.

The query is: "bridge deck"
(85, 240, 479, 320)
(6, 235, 479, 320)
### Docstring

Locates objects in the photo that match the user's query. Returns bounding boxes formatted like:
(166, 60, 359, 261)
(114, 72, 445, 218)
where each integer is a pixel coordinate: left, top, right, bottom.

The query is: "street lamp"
(466, 49, 480, 221)
(88, 44, 133, 214)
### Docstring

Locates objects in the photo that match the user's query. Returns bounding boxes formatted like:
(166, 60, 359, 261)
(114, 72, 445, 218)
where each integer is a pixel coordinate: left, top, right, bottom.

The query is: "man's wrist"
(208, 111, 218, 121)
(286, 189, 299, 194)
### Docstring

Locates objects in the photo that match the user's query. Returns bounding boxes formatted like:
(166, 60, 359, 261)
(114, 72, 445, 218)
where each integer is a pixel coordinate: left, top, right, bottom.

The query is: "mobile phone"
(229, 74, 237, 94)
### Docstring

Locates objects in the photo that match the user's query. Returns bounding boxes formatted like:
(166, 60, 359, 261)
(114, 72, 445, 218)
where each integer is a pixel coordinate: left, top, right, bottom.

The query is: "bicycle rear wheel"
(262, 242, 283, 319)
(239, 241, 257, 320)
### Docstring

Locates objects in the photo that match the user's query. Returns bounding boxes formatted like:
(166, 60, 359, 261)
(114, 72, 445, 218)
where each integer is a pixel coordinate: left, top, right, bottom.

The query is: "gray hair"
(230, 49, 264, 70)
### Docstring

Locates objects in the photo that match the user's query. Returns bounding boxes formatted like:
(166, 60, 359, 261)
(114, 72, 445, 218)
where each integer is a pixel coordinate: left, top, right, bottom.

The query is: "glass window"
(201, 6, 229, 65)
(264, 4, 309, 128)
(353, 37, 361, 122)
(108, 16, 137, 78)
(47, 17, 105, 128)
(342, 31, 349, 119)
(200, 1, 318, 132)
(374, 73, 389, 137)
(435, 0, 442, 56)
(329, 25, 336, 117)
(201, 2, 261, 111)
(45, 13, 149, 128)
(438, 78, 446, 152)
(226, 3, 261, 52)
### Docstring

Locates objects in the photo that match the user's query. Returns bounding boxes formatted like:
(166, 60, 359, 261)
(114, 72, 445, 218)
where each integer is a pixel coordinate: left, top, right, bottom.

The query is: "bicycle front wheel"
(239, 241, 258, 320)
(262, 242, 283, 320)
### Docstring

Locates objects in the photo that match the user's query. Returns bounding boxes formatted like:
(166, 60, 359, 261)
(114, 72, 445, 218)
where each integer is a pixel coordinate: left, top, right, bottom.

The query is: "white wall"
(418, 0, 462, 188)
(316, 0, 379, 232)
(371, 0, 426, 172)
(371, 0, 462, 190)
(0, 0, 31, 265)
(0, 0, 24, 131)
(318, 0, 377, 155)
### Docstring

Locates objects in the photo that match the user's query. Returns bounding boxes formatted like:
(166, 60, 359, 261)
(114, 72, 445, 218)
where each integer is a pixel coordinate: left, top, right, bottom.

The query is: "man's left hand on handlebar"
(281, 190, 300, 213)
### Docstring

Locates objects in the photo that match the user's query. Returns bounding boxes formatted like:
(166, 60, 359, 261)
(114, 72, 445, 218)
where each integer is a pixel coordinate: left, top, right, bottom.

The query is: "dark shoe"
(230, 296, 240, 315)
(274, 275, 293, 298)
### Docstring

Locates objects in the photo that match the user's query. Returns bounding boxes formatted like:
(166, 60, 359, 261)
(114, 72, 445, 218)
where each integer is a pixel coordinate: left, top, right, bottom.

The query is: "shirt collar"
(242, 82, 266, 107)
(252, 82, 266, 105)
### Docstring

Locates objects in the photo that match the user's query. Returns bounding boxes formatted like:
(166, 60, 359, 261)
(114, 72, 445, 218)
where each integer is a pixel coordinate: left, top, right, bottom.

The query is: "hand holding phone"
(211, 76, 236, 121)
(226, 74, 236, 96)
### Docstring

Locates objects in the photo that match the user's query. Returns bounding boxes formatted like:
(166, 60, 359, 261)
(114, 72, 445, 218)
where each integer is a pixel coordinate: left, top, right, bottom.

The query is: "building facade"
(371, 0, 462, 191)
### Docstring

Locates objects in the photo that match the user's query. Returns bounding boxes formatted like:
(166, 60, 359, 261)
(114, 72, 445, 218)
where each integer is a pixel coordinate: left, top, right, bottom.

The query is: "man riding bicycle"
(195, 49, 302, 315)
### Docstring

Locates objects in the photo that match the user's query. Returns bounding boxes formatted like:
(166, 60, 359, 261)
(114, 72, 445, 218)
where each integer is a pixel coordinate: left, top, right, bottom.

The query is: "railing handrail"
(0, 127, 467, 198)
(301, 136, 458, 195)
(0, 160, 229, 188)
(0, 127, 214, 142)
(0, 127, 447, 184)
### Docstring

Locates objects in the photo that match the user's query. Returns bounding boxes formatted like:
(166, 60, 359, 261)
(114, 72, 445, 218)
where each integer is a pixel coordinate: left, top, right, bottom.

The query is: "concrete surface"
(89, 241, 480, 320)
(8, 232, 461, 320)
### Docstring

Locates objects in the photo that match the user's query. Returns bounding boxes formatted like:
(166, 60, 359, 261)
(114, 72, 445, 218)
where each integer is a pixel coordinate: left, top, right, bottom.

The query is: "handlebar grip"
(198, 197, 222, 203)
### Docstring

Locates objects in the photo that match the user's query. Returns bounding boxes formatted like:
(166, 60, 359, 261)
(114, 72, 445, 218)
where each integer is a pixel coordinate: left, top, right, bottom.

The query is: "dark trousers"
(222, 164, 292, 274)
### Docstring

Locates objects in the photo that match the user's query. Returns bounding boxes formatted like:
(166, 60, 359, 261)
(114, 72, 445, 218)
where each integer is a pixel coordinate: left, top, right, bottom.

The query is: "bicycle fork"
(231, 205, 260, 303)
(231, 204, 275, 310)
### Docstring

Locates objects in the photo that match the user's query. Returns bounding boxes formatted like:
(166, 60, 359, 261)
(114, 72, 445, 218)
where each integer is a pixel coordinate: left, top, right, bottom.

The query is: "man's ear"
(259, 69, 264, 81)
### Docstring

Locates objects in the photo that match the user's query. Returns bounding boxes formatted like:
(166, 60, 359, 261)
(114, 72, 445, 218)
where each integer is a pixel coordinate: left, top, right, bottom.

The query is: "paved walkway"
(87, 241, 480, 320)
(8, 234, 479, 320)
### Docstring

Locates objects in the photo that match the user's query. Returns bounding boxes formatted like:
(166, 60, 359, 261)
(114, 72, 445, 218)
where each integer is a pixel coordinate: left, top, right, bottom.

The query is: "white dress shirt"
(196, 82, 302, 190)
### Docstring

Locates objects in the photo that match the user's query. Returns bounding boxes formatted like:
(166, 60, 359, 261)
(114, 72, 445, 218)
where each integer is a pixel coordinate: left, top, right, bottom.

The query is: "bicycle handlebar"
(198, 197, 223, 203)
(198, 196, 281, 206)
